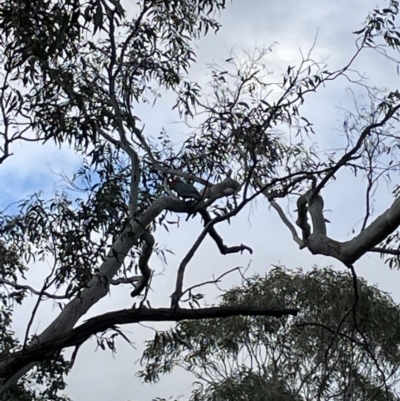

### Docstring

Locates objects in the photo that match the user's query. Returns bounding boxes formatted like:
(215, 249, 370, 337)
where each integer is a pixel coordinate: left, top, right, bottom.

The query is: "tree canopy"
(1, 0, 400, 399)
(140, 266, 400, 400)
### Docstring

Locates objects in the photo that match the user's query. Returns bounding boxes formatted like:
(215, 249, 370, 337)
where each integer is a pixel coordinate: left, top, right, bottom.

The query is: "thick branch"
(296, 189, 327, 238)
(0, 305, 299, 380)
(130, 230, 155, 297)
(110, 276, 141, 285)
(255, 174, 400, 266)
(306, 195, 400, 265)
(340, 196, 400, 262)
(170, 179, 250, 308)
(0, 194, 220, 392)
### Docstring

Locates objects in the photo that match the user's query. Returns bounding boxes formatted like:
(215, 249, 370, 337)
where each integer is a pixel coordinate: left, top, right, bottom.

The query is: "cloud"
(0, 142, 81, 210)
(5, 0, 400, 400)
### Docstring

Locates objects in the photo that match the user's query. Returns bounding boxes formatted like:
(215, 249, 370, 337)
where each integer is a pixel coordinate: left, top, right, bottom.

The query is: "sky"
(2, 0, 400, 400)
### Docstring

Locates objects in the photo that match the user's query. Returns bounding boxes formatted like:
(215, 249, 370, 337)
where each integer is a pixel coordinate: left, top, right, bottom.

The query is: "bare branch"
(0, 278, 70, 300)
(171, 181, 253, 308)
(199, 209, 253, 254)
(253, 175, 305, 248)
(180, 266, 242, 301)
(311, 100, 400, 201)
(269, 200, 305, 248)
(0, 305, 299, 381)
(369, 247, 400, 256)
(342, 196, 400, 261)
(171, 222, 209, 308)
(304, 195, 400, 265)
(130, 230, 155, 298)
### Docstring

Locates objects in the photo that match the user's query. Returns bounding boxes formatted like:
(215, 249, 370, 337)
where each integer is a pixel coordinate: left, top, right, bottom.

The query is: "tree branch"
(270, 200, 305, 248)
(369, 247, 400, 256)
(170, 182, 252, 308)
(253, 175, 306, 248)
(0, 278, 70, 300)
(0, 305, 299, 381)
(97, 127, 140, 217)
(296, 188, 327, 238)
(110, 276, 141, 285)
(171, 222, 209, 308)
(130, 230, 155, 298)
(304, 193, 400, 265)
(130, 121, 211, 186)
(0, 193, 228, 392)
(199, 209, 253, 254)
(311, 101, 400, 201)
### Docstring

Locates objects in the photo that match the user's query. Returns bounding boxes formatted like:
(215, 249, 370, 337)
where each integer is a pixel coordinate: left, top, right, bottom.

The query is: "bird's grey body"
(169, 178, 202, 200)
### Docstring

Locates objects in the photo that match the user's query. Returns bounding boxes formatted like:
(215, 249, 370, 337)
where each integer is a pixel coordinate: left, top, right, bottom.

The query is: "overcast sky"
(2, 0, 400, 400)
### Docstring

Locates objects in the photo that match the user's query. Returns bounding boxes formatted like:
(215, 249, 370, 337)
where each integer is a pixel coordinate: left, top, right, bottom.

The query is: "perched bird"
(169, 177, 202, 201)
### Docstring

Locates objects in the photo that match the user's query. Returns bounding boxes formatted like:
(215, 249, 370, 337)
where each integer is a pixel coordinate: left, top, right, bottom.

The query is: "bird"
(169, 177, 202, 201)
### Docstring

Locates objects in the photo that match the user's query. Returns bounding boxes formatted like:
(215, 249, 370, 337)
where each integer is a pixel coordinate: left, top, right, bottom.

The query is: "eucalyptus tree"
(140, 267, 400, 401)
(0, 0, 400, 399)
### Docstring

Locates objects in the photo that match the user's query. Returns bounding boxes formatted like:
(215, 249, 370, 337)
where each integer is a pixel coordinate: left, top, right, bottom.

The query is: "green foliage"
(139, 266, 400, 400)
(191, 369, 302, 401)
(0, 0, 227, 152)
(1, 355, 71, 401)
(2, 0, 400, 399)
(0, 0, 230, 398)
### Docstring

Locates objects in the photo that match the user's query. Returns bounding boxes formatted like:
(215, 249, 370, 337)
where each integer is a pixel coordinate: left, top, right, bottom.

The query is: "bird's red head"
(169, 177, 181, 188)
